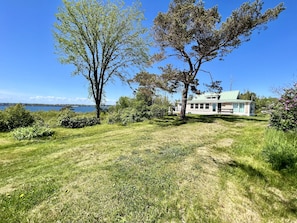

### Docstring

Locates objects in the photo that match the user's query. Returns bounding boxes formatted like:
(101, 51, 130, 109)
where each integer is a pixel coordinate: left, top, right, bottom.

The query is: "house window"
(239, 103, 244, 112)
(200, 104, 204, 109)
(233, 103, 244, 113)
(205, 104, 209, 109)
(190, 104, 194, 109)
(195, 104, 199, 109)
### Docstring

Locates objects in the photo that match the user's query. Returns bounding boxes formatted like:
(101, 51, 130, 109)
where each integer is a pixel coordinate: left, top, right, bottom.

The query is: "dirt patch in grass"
(216, 138, 234, 148)
(0, 138, 11, 145)
(0, 184, 16, 195)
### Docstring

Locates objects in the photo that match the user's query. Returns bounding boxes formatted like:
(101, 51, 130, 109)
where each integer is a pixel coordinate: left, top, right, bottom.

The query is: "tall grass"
(263, 129, 297, 171)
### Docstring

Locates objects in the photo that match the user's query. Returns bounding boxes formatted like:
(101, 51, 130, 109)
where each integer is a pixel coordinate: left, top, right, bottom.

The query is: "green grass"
(0, 115, 297, 222)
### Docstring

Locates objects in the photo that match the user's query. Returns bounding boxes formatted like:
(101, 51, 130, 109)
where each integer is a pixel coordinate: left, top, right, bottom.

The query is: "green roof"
(219, 90, 239, 100)
(189, 90, 249, 103)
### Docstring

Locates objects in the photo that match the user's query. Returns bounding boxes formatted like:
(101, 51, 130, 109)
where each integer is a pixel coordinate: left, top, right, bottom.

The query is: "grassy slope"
(0, 115, 296, 222)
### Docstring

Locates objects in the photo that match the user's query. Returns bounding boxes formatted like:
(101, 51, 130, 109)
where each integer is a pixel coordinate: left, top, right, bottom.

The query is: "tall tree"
(54, 0, 149, 121)
(153, 0, 284, 119)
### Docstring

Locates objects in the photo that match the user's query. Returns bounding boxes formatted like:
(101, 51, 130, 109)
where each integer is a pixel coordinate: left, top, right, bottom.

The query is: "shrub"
(262, 129, 297, 171)
(108, 107, 150, 125)
(269, 83, 297, 131)
(59, 116, 99, 128)
(107, 93, 170, 125)
(57, 109, 99, 128)
(150, 104, 168, 118)
(6, 104, 35, 130)
(0, 111, 9, 132)
(0, 104, 35, 132)
(12, 125, 54, 140)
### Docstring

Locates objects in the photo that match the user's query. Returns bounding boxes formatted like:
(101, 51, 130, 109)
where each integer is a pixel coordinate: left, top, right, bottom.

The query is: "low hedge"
(58, 116, 99, 128)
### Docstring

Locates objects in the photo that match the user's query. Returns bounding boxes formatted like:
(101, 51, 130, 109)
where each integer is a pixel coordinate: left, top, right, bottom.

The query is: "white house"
(175, 90, 255, 116)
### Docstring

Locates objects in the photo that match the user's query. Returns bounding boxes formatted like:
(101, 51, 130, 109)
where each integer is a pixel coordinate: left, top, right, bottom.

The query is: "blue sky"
(0, 0, 296, 105)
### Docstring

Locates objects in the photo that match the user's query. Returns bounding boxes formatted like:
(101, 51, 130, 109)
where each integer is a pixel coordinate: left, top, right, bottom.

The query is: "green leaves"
(12, 125, 54, 140)
(54, 0, 150, 119)
(0, 104, 35, 132)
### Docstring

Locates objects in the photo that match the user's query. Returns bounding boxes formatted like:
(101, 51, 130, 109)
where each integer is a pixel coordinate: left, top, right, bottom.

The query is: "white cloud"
(29, 95, 94, 105)
(0, 89, 116, 105)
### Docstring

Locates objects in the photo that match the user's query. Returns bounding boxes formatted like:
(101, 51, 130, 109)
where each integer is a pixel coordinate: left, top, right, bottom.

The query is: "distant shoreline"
(0, 103, 96, 107)
(0, 103, 111, 112)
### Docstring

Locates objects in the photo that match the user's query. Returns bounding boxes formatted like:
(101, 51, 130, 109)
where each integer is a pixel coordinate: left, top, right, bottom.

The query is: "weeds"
(263, 129, 297, 171)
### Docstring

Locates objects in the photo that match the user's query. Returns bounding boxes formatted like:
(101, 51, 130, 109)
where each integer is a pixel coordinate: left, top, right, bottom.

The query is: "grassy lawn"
(1, 115, 297, 222)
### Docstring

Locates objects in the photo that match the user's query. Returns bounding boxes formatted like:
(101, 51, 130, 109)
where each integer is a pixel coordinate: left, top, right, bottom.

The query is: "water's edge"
(0, 104, 110, 113)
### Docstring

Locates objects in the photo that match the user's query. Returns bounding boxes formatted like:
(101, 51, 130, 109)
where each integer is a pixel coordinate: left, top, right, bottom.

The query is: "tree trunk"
(180, 83, 189, 120)
(95, 100, 101, 121)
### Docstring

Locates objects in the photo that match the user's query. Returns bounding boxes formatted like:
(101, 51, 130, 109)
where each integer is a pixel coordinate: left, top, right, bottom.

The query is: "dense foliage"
(12, 125, 54, 140)
(58, 108, 99, 128)
(269, 83, 297, 131)
(0, 104, 35, 132)
(107, 92, 170, 125)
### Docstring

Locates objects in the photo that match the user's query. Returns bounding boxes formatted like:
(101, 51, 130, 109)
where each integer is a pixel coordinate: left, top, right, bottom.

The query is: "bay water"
(0, 104, 98, 113)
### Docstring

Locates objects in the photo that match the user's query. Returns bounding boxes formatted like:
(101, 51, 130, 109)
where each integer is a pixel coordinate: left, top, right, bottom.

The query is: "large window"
(200, 104, 204, 109)
(205, 103, 209, 109)
(233, 103, 239, 112)
(190, 104, 194, 109)
(233, 103, 244, 113)
(195, 104, 199, 109)
(239, 103, 244, 112)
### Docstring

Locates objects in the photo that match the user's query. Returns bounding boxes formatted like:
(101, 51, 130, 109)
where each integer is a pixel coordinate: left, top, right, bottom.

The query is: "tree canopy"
(151, 0, 284, 119)
(54, 0, 150, 120)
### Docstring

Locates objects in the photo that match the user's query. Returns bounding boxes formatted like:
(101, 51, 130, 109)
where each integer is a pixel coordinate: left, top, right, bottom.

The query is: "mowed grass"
(1, 115, 297, 222)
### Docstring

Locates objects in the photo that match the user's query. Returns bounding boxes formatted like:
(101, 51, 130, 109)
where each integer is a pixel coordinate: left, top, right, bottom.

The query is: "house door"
(212, 103, 216, 112)
(218, 103, 221, 113)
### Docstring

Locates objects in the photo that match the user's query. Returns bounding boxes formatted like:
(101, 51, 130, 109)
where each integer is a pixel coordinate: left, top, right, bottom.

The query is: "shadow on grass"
(153, 114, 268, 127)
(231, 161, 267, 181)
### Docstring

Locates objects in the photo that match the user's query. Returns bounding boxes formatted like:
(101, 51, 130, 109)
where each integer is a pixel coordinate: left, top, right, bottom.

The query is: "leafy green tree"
(255, 96, 277, 114)
(239, 90, 257, 101)
(54, 0, 150, 121)
(115, 96, 133, 111)
(153, 0, 284, 119)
